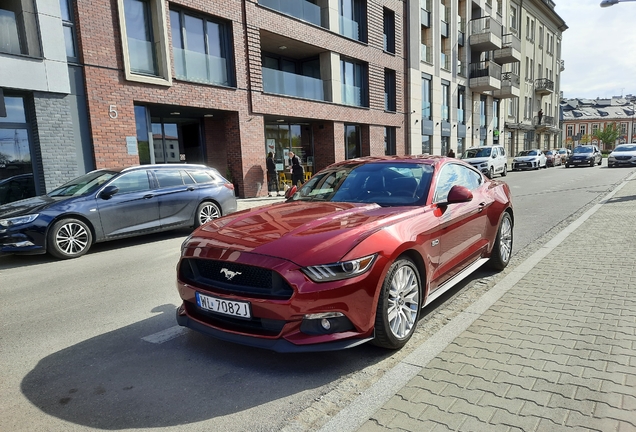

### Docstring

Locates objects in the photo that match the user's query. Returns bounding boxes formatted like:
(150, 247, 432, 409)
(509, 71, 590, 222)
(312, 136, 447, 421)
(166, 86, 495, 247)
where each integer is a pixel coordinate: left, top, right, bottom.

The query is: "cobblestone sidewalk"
(358, 176, 636, 431)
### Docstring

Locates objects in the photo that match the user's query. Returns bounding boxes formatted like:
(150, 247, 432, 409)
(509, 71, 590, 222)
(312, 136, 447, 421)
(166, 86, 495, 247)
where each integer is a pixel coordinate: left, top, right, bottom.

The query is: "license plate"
(196, 292, 251, 319)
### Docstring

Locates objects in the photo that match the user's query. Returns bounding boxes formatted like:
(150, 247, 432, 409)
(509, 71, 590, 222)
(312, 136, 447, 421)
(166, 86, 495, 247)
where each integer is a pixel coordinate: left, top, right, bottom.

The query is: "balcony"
(469, 16, 502, 52)
(458, 17, 465, 46)
(262, 67, 325, 101)
(342, 83, 363, 107)
(493, 33, 521, 65)
(469, 61, 501, 92)
(535, 78, 554, 95)
(457, 59, 467, 77)
(441, 52, 451, 71)
(421, 0, 431, 27)
(533, 115, 555, 130)
(173, 48, 229, 86)
(493, 72, 520, 99)
(339, 15, 360, 40)
(259, 0, 322, 27)
(421, 44, 432, 63)
(559, 59, 565, 71)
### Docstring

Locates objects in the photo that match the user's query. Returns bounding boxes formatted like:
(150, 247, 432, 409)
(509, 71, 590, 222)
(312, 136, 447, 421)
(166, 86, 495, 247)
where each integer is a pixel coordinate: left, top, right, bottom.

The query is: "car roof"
(120, 163, 212, 173)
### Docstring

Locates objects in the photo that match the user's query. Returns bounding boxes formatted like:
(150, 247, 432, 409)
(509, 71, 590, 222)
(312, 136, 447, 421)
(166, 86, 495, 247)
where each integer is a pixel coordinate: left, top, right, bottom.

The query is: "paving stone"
(594, 402, 636, 426)
(565, 411, 620, 431)
(446, 398, 496, 423)
(546, 393, 595, 416)
(489, 408, 541, 431)
(417, 405, 464, 431)
(357, 419, 394, 432)
(458, 416, 507, 432)
(386, 412, 426, 431)
(367, 408, 398, 428)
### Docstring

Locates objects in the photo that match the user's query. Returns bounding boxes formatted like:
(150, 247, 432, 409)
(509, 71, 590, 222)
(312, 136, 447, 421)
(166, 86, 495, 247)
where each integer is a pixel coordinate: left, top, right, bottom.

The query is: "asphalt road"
(1, 162, 634, 431)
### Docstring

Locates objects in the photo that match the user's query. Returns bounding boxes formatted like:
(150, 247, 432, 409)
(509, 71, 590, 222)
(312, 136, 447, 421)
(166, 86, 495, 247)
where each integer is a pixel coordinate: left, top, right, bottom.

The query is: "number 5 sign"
(109, 104, 118, 119)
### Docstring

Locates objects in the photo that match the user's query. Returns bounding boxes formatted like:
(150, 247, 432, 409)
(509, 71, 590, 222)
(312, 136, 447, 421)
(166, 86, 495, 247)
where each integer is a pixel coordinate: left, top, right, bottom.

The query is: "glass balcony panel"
(457, 109, 464, 124)
(441, 52, 450, 70)
(339, 15, 360, 40)
(174, 47, 229, 85)
(263, 67, 324, 101)
(341, 83, 362, 106)
(259, 0, 321, 26)
(128, 38, 156, 75)
(422, 102, 431, 119)
(441, 106, 449, 121)
(421, 44, 431, 62)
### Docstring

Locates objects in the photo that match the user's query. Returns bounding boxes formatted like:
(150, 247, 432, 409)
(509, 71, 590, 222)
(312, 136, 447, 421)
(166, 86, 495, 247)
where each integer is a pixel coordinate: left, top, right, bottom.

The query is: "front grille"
(179, 258, 294, 300)
(616, 156, 631, 161)
(185, 302, 286, 336)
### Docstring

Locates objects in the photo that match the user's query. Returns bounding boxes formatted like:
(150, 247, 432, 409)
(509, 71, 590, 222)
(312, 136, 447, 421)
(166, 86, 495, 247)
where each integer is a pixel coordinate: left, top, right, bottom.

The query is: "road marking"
(142, 326, 188, 344)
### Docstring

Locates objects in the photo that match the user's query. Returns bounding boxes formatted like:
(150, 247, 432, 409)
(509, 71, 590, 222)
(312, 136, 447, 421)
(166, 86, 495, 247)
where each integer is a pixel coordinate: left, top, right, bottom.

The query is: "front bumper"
(566, 158, 594, 166)
(608, 158, 636, 167)
(512, 161, 538, 170)
(0, 223, 47, 254)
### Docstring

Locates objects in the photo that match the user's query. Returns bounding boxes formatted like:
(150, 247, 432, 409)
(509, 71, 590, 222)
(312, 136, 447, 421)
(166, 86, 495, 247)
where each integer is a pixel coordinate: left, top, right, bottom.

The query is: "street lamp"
(600, 0, 636, 7)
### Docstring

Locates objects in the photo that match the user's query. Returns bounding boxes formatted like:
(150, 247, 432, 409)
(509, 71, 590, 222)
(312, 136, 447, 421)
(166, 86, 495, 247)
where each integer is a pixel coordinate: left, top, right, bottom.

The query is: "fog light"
(9, 241, 34, 247)
(321, 318, 331, 330)
(300, 312, 355, 335)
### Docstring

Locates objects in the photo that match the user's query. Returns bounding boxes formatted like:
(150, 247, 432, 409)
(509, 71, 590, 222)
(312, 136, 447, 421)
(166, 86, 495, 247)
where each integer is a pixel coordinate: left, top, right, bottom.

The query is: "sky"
(554, 0, 636, 99)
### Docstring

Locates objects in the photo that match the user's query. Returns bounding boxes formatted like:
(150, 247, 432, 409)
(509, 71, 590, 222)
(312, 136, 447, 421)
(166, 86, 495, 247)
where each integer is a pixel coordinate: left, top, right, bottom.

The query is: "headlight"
(0, 214, 39, 228)
(302, 254, 377, 282)
(479, 163, 488, 168)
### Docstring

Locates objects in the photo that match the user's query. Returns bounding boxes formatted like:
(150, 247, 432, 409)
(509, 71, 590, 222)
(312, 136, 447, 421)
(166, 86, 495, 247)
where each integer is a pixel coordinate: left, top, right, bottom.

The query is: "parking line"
(142, 326, 188, 344)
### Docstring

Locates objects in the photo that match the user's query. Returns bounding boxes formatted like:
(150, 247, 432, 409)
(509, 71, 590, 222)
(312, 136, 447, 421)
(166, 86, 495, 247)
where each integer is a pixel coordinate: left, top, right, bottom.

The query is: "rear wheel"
(488, 212, 513, 271)
(373, 258, 422, 350)
(501, 164, 508, 177)
(195, 201, 221, 227)
(487, 167, 494, 179)
(47, 218, 93, 259)
(598, 158, 602, 166)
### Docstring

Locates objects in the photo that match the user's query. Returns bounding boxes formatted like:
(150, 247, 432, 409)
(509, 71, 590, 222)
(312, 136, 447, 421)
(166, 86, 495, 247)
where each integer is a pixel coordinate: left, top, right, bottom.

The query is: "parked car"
(565, 145, 602, 168)
(544, 150, 562, 167)
(0, 164, 237, 259)
(607, 144, 636, 168)
(0, 173, 36, 206)
(176, 156, 514, 352)
(460, 145, 508, 178)
(557, 148, 571, 163)
(511, 149, 547, 170)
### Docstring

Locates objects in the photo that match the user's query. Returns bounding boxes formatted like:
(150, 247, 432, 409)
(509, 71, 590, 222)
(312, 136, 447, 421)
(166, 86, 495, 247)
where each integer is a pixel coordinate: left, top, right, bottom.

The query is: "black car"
(0, 173, 36, 206)
(565, 145, 602, 168)
(0, 164, 237, 259)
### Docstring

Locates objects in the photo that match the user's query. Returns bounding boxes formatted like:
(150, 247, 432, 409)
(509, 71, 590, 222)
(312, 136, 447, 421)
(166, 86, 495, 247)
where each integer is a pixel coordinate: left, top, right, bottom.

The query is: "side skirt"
(423, 257, 490, 307)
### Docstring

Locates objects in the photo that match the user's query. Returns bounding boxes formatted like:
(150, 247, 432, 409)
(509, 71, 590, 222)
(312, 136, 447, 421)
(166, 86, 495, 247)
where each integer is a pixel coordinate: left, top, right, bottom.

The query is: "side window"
(458, 165, 482, 190)
(492, 147, 499, 158)
(188, 170, 214, 183)
(155, 170, 184, 187)
(433, 165, 459, 203)
(180, 170, 195, 184)
(499, 147, 506, 157)
(109, 171, 151, 194)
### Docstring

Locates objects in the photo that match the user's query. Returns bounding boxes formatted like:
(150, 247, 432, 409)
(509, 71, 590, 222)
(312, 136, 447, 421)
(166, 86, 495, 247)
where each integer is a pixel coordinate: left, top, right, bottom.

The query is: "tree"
(580, 134, 590, 144)
(593, 122, 621, 149)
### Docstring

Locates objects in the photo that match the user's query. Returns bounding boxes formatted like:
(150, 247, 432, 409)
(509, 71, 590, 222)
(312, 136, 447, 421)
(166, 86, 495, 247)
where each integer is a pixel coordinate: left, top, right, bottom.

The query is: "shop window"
(384, 127, 396, 155)
(0, 96, 35, 198)
(0, 0, 41, 57)
(170, 9, 234, 87)
(118, 0, 172, 85)
(345, 124, 361, 159)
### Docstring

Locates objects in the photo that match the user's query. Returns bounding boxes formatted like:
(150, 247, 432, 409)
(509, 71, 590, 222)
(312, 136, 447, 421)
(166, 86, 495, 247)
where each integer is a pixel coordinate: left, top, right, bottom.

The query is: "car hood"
(513, 156, 539, 161)
(609, 151, 636, 157)
(461, 157, 490, 164)
(184, 201, 421, 266)
(0, 195, 69, 219)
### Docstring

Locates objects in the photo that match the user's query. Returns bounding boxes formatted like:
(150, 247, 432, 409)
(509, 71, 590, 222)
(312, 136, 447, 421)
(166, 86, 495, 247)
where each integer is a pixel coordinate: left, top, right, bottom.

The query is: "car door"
(151, 169, 200, 228)
(430, 163, 491, 290)
(96, 170, 161, 238)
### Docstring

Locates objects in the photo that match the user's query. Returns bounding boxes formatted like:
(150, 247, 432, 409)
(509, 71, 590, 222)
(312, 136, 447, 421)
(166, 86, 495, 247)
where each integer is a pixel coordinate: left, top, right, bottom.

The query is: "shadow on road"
(20, 304, 392, 429)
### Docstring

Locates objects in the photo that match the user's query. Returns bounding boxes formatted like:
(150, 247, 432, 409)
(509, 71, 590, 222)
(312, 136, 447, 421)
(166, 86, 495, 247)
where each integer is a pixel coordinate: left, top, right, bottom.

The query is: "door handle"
(143, 194, 154, 199)
(478, 202, 486, 212)
(187, 186, 195, 191)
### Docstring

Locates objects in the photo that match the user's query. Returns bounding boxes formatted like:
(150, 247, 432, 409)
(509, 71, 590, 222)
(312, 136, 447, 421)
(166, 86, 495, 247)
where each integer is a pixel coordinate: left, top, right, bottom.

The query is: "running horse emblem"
(220, 268, 242, 281)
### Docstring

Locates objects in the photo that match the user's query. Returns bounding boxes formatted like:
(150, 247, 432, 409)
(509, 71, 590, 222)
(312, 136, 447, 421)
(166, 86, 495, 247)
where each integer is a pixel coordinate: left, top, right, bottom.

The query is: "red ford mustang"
(176, 156, 513, 352)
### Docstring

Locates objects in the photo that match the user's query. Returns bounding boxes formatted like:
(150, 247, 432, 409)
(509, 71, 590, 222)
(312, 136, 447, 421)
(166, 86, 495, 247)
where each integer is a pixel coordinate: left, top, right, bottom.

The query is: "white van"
(460, 145, 508, 178)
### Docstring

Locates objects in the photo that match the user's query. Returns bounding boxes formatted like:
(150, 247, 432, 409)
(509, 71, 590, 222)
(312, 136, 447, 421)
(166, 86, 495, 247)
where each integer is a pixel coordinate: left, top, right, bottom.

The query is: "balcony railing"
(471, 16, 502, 39)
(559, 59, 565, 71)
(469, 61, 502, 80)
(421, 1, 430, 27)
(174, 48, 229, 86)
(533, 115, 555, 127)
(501, 33, 521, 51)
(441, 52, 451, 71)
(259, 0, 321, 26)
(441, 6, 450, 37)
(342, 83, 362, 106)
(421, 44, 432, 63)
(458, 17, 465, 46)
(501, 71, 520, 87)
(339, 15, 360, 40)
(458, 59, 467, 77)
(534, 78, 554, 93)
(262, 67, 325, 101)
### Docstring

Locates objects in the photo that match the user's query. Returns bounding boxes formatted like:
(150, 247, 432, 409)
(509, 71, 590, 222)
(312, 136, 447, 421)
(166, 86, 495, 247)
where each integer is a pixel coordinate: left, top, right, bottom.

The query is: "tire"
(372, 258, 422, 350)
(47, 218, 93, 259)
(590, 159, 594, 167)
(195, 201, 221, 227)
(488, 212, 513, 271)
(598, 158, 602, 166)
(501, 164, 507, 177)
(487, 167, 494, 179)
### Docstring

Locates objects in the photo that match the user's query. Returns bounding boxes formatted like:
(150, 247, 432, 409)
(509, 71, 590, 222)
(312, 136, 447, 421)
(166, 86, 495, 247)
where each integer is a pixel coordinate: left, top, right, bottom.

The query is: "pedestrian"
(447, 148, 456, 158)
(538, 109, 543, 125)
(266, 152, 279, 196)
(289, 151, 304, 188)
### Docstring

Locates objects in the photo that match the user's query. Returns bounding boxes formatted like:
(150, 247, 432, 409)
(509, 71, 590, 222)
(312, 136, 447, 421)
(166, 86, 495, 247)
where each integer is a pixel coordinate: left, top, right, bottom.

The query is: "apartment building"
(0, 0, 92, 195)
(561, 96, 636, 149)
(408, 0, 566, 158)
(500, 0, 567, 155)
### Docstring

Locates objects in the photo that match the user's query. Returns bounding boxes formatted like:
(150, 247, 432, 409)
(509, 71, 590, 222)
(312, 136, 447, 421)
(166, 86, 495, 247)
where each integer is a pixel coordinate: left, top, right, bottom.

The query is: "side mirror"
(284, 185, 297, 199)
(446, 185, 473, 204)
(99, 185, 119, 200)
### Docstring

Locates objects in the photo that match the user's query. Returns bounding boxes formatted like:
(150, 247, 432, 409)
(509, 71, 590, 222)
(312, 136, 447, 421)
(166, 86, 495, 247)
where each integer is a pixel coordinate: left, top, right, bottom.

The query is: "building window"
(341, 58, 367, 107)
(421, 135, 431, 154)
(621, 123, 628, 135)
(510, 5, 517, 33)
(118, 0, 171, 85)
(0, 0, 40, 57)
(592, 124, 599, 135)
(170, 9, 233, 87)
(59, 0, 78, 60)
(339, 0, 366, 42)
(580, 124, 587, 136)
(544, 134, 550, 149)
(422, 76, 431, 120)
(457, 137, 465, 155)
(383, 8, 395, 53)
(441, 136, 449, 156)
(457, 86, 465, 125)
(384, 127, 396, 155)
(0, 96, 35, 194)
(263, 54, 322, 100)
(345, 124, 361, 159)
(567, 125, 573, 137)
(384, 69, 396, 112)
(480, 96, 487, 129)
(441, 82, 449, 122)
(493, 98, 500, 131)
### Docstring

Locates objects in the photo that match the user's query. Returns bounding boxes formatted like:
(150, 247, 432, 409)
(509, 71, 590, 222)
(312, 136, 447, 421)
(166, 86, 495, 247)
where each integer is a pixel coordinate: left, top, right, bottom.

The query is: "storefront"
(265, 121, 314, 188)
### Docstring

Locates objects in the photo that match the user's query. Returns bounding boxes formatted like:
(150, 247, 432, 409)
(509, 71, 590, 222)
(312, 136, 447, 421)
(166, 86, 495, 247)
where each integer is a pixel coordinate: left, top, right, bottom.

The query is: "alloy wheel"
(498, 215, 513, 264)
(387, 265, 420, 339)
(56, 222, 90, 256)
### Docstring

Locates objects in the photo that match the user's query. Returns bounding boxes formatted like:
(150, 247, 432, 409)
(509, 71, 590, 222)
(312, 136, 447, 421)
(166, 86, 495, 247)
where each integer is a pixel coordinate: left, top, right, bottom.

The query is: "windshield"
(545, 151, 554, 156)
(48, 170, 118, 197)
(614, 144, 636, 152)
(516, 150, 538, 156)
(558, 149, 567, 154)
(290, 162, 434, 206)
(573, 146, 593, 154)
(462, 148, 491, 158)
